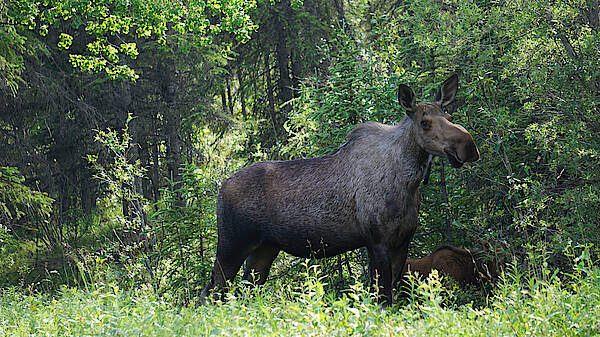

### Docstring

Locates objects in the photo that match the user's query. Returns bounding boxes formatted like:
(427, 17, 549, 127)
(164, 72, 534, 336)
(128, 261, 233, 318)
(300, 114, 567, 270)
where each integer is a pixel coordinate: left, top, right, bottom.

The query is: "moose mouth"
(444, 149, 464, 168)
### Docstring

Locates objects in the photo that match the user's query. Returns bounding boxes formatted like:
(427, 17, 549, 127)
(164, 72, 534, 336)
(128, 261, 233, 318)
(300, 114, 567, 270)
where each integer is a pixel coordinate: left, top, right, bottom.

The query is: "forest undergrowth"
(1, 249, 599, 337)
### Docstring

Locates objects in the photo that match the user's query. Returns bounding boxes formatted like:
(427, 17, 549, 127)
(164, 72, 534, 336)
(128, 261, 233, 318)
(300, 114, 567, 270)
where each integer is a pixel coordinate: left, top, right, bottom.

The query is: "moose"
(200, 74, 479, 306)
(400, 245, 509, 287)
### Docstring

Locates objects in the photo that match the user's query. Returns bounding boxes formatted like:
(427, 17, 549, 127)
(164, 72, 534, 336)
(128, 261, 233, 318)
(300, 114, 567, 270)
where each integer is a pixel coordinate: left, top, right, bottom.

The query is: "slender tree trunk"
(226, 75, 234, 114)
(333, 0, 345, 22)
(221, 91, 227, 113)
(276, 0, 292, 118)
(587, 0, 599, 32)
(159, 59, 185, 209)
(264, 53, 279, 143)
(265, 54, 275, 114)
(122, 181, 130, 221)
(237, 69, 247, 119)
(139, 140, 153, 201)
(81, 164, 96, 215)
(361, 247, 370, 282)
(151, 125, 161, 203)
(337, 254, 344, 291)
(165, 113, 183, 201)
(290, 49, 302, 97)
(127, 113, 149, 233)
(439, 159, 454, 245)
(344, 252, 352, 280)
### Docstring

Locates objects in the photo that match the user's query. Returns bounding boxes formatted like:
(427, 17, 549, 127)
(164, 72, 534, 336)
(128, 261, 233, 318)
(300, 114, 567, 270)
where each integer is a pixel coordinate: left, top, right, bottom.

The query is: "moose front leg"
(390, 237, 412, 301)
(392, 235, 413, 283)
(368, 244, 393, 308)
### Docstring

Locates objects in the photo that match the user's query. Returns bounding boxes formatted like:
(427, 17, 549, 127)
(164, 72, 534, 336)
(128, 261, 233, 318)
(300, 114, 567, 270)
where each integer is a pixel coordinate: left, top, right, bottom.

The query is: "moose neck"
(390, 117, 430, 184)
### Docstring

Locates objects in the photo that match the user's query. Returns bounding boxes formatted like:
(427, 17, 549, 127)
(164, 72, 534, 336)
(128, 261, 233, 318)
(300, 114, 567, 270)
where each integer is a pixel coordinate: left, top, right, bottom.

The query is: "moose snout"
(446, 123, 479, 164)
(458, 135, 479, 163)
(445, 126, 479, 167)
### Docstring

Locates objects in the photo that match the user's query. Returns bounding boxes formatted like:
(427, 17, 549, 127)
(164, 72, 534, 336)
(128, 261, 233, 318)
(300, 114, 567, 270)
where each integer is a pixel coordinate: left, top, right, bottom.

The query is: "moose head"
(398, 75, 480, 168)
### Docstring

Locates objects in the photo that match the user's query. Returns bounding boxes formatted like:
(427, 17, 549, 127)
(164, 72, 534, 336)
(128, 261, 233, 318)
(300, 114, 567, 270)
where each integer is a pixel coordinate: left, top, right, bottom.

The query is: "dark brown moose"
(400, 245, 508, 286)
(200, 75, 479, 306)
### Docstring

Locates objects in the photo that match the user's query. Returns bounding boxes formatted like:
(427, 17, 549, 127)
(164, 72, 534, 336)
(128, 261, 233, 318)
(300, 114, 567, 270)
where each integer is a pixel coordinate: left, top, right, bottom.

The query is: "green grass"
(0, 260, 599, 336)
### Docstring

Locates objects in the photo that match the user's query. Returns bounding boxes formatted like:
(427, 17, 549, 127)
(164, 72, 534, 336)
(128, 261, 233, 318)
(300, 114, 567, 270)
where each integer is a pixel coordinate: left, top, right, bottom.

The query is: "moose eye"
(421, 120, 431, 129)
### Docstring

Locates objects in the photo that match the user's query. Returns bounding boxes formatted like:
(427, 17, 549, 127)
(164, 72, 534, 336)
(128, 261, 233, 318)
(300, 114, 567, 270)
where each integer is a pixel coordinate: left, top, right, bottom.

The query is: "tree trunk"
(226, 75, 234, 114)
(588, 0, 599, 32)
(290, 49, 302, 97)
(165, 114, 183, 199)
(337, 254, 344, 291)
(237, 69, 247, 119)
(439, 159, 454, 245)
(276, 0, 292, 117)
(81, 165, 96, 215)
(159, 59, 185, 209)
(151, 123, 161, 203)
(264, 53, 279, 143)
(333, 0, 346, 22)
(139, 140, 153, 201)
(221, 90, 227, 113)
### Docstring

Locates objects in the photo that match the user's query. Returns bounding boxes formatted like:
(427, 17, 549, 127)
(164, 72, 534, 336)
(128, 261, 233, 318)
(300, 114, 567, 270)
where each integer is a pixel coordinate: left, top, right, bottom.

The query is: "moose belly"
(267, 221, 364, 258)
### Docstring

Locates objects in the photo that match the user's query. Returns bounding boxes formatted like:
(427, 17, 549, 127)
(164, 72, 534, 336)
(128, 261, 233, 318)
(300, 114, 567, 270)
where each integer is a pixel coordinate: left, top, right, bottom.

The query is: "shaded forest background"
(0, 0, 598, 302)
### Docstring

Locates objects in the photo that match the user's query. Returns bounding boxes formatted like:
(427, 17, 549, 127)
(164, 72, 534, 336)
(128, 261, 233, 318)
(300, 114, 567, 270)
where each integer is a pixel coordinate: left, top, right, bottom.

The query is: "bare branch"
(556, 32, 580, 62)
(545, 11, 580, 62)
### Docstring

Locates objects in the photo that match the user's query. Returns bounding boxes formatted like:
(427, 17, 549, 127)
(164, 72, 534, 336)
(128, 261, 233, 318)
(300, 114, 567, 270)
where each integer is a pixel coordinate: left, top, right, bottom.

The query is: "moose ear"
(398, 84, 416, 115)
(434, 74, 458, 108)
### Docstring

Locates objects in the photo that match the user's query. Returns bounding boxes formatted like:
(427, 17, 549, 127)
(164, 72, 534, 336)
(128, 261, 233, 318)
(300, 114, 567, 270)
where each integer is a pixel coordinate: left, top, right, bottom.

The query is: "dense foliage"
(0, 0, 599, 320)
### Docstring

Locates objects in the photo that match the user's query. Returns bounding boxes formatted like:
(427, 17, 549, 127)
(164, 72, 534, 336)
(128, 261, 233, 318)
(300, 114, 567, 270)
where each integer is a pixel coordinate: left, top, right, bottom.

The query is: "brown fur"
(200, 75, 479, 306)
(401, 245, 507, 286)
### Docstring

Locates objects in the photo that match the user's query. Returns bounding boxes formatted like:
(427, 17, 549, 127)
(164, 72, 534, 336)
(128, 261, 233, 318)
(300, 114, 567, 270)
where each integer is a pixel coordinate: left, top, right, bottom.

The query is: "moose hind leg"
(200, 242, 251, 303)
(242, 243, 280, 285)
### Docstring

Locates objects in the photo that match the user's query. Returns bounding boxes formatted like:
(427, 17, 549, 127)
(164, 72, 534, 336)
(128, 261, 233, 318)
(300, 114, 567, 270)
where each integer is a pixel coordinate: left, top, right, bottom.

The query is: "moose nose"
(448, 123, 479, 163)
(462, 136, 479, 163)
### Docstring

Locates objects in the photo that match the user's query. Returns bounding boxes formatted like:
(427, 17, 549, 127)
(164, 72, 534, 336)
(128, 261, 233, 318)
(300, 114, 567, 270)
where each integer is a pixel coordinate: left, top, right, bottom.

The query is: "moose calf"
(400, 245, 508, 286)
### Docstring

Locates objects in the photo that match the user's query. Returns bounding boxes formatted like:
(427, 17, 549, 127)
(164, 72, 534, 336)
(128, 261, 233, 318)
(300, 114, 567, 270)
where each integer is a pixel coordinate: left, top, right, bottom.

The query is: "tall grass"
(1, 255, 599, 336)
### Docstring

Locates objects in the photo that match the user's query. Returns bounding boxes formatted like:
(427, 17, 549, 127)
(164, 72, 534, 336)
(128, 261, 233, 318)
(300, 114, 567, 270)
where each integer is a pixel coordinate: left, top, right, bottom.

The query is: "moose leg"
(242, 243, 280, 285)
(391, 238, 412, 286)
(200, 242, 250, 304)
(368, 244, 393, 307)
(390, 238, 412, 301)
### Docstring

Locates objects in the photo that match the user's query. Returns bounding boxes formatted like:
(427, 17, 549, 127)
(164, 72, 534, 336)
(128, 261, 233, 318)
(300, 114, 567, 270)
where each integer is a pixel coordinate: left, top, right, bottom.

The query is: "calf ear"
(398, 84, 416, 116)
(434, 74, 458, 108)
